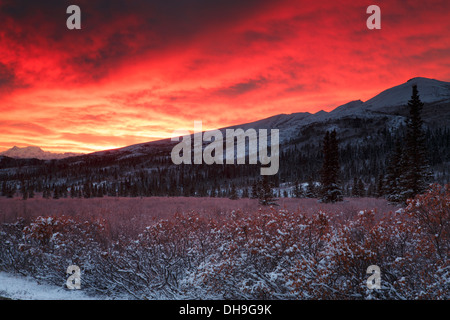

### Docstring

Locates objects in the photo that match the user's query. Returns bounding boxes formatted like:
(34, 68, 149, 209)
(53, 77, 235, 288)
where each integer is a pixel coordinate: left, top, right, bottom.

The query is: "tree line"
(0, 85, 444, 205)
(315, 84, 432, 203)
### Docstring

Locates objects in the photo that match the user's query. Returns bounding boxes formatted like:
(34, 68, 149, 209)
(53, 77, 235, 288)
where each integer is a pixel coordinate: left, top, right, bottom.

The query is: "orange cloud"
(0, 0, 449, 153)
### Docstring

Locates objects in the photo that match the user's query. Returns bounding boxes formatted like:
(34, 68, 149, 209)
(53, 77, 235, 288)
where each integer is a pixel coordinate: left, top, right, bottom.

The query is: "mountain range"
(87, 76, 450, 160)
(3, 77, 450, 160)
(0, 77, 449, 198)
(0, 146, 82, 160)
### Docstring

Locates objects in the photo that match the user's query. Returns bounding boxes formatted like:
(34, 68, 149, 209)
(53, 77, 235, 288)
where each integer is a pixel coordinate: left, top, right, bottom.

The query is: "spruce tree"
(319, 130, 343, 203)
(305, 175, 317, 198)
(53, 186, 60, 199)
(367, 182, 375, 197)
(70, 185, 77, 198)
(357, 179, 366, 197)
(375, 174, 384, 198)
(384, 85, 431, 203)
(257, 176, 278, 206)
(229, 183, 238, 200)
(21, 185, 28, 200)
(83, 181, 91, 198)
(384, 140, 404, 202)
(43, 186, 51, 199)
(241, 187, 249, 198)
(251, 180, 260, 199)
(352, 177, 360, 197)
(293, 181, 304, 198)
(400, 85, 430, 201)
(28, 186, 34, 199)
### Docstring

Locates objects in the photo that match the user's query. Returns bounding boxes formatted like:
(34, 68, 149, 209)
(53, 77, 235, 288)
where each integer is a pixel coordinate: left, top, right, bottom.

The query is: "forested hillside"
(1, 79, 449, 201)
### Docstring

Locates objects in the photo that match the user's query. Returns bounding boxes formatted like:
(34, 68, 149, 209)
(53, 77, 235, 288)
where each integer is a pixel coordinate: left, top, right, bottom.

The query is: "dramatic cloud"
(0, 0, 449, 153)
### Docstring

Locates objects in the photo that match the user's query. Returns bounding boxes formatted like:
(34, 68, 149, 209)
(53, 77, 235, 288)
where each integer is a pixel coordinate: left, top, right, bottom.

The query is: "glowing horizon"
(1, 0, 450, 154)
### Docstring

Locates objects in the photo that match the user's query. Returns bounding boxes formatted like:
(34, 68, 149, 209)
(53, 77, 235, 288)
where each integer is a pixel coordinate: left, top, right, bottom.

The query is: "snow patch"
(0, 272, 95, 300)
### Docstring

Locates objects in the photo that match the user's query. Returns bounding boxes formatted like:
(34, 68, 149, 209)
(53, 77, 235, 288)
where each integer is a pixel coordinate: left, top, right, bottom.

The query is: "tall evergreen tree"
(293, 180, 304, 198)
(83, 181, 92, 198)
(43, 186, 51, 199)
(305, 175, 317, 198)
(229, 183, 239, 200)
(257, 176, 278, 206)
(53, 186, 60, 199)
(241, 186, 249, 198)
(250, 180, 260, 199)
(28, 186, 34, 199)
(70, 185, 77, 198)
(319, 130, 343, 203)
(375, 174, 384, 198)
(357, 179, 366, 197)
(400, 85, 430, 201)
(21, 184, 28, 200)
(352, 176, 360, 197)
(384, 140, 404, 202)
(384, 85, 431, 203)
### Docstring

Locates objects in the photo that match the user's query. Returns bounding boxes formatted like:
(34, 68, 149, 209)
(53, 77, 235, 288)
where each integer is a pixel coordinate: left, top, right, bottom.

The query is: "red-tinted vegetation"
(0, 186, 448, 299)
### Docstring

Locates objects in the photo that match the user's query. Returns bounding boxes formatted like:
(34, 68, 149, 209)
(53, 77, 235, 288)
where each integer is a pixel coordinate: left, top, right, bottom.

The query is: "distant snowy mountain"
(1, 77, 448, 197)
(87, 77, 450, 159)
(363, 77, 450, 111)
(209, 77, 450, 145)
(3, 77, 449, 162)
(0, 146, 82, 160)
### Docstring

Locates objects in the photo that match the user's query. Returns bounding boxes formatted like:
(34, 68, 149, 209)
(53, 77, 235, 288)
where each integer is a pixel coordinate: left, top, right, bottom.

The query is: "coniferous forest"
(0, 86, 448, 204)
(0, 86, 449, 300)
(1, 0, 450, 303)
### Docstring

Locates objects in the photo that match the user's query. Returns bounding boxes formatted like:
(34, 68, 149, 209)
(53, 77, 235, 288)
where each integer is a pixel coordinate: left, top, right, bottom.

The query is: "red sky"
(1, 0, 450, 153)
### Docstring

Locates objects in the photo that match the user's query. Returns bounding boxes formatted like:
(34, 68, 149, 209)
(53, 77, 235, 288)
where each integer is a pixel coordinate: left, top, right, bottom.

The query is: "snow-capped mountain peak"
(0, 146, 82, 160)
(363, 77, 450, 111)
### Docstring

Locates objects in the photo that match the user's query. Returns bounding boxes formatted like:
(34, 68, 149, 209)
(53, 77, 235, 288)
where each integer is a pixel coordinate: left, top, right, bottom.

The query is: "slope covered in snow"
(363, 77, 450, 111)
(0, 272, 95, 300)
(0, 146, 82, 160)
(11, 77, 448, 161)
(226, 77, 450, 144)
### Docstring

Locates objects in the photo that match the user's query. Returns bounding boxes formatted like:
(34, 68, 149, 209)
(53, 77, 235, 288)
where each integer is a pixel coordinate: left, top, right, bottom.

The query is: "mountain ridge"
(3, 77, 450, 160)
(0, 77, 448, 198)
(89, 76, 450, 156)
(0, 146, 83, 160)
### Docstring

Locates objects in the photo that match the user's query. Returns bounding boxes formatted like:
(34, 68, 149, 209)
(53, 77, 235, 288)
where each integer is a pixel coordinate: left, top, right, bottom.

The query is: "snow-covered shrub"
(184, 209, 332, 299)
(0, 215, 109, 290)
(0, 185, 448, 299)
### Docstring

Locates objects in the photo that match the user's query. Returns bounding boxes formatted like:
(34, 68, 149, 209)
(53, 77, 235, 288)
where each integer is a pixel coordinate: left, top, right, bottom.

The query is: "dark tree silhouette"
(384, 85, 431, 203)
(319, 130, 343, 203)
(257, 176, 278, 206)
(401, 85, 431, 201)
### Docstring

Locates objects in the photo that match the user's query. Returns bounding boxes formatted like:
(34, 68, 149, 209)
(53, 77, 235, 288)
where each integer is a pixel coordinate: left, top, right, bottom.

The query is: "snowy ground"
(0, 272, 95, 300)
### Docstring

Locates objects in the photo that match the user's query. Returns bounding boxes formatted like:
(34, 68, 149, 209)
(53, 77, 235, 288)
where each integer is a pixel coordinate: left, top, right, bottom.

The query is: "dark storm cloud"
(1, 0, 277, 81)
(2, 0, 450, 154)
(0, 63, 15, 89)
(0, 63, 26, 93)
